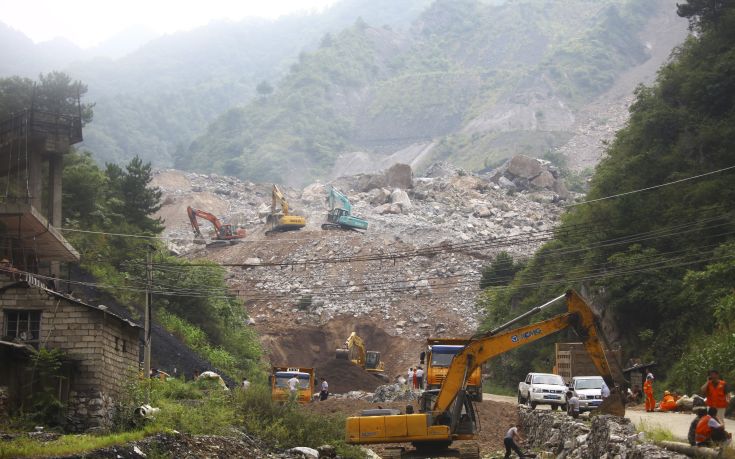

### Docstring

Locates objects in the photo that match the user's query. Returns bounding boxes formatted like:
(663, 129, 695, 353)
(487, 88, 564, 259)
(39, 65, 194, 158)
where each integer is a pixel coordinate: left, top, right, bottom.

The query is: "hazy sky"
(1, 0, 339, 48)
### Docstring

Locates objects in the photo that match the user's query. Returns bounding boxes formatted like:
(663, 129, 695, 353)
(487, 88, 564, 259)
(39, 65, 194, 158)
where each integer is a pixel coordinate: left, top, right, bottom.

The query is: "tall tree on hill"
(106, 156, 163, 234)
(0, 73, 94, 123)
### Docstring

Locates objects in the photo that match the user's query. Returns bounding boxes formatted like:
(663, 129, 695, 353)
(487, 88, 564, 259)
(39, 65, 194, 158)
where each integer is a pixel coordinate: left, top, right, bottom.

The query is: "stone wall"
(0, 281, 139, 430)
(519, 407, 688, 459)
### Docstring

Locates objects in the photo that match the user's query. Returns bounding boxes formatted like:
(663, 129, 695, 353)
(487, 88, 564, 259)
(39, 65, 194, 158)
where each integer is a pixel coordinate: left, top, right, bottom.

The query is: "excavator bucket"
(335, 348, 350, 360)
(596, 390, 626, 417)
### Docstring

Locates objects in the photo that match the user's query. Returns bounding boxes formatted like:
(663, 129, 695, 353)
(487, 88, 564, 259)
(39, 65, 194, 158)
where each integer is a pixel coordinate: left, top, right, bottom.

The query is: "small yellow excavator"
(265, 184, 306, 236)
(336, 332, 385, 375)
(345, 290, 626, 459)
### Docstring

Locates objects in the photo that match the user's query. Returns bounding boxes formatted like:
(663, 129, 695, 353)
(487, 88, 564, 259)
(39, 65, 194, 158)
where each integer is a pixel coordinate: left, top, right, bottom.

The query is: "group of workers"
(406, 366, 424, 390)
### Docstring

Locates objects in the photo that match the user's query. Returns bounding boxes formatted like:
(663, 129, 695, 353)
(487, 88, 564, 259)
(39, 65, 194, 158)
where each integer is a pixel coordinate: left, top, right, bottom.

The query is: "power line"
(564, 164, 735, 208)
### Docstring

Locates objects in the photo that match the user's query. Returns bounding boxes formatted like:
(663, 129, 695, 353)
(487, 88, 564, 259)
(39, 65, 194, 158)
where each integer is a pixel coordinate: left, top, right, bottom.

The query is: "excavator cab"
(365, 351, 381, 370)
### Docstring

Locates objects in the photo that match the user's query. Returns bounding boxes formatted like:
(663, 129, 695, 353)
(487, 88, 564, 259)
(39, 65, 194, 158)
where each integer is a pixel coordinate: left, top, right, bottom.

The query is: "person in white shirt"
(601, 382, 611, 398)
(407, 368, 414, 389)
(503, 424, 528, 458)
(566, 391, 580, 418)
(288, 375, 300, 401)
(242, 377, 251, 390)
(319, 378, 329, 401)
(415, 367, 424, 390)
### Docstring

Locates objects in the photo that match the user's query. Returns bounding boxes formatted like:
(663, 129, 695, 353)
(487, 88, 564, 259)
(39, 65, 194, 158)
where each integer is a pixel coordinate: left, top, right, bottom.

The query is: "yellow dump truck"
(270, 366, 315, 404)
(422, 338, 483, 402)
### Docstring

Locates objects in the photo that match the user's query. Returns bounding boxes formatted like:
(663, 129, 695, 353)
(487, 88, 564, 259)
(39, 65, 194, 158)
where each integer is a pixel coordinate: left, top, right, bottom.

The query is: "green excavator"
(322, 185, 368, 232)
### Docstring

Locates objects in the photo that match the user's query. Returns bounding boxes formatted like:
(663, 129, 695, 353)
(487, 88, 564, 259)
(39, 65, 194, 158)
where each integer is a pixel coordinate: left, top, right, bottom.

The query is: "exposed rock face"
(371, 383, 418, 403)
(519, 407, 688, 459)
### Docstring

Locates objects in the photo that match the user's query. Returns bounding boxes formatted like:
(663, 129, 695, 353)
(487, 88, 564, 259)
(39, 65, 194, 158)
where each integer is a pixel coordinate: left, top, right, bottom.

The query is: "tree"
(106, 156, 163, 234)
(0, 73, 94, 124)
(480, 252, 523, 289)
(256, 80, 274, 97)
(677, 0, 731, 30)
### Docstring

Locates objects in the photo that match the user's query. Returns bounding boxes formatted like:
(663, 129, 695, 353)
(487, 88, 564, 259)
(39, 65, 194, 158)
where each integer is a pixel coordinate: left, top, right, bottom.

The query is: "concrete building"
(0, 107, 142, 430)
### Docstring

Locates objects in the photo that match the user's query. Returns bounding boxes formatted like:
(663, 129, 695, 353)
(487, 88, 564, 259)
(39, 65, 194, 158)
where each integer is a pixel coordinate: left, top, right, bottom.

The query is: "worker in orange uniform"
(659, 390, 676, 411)
(701, 369, 730, 424)
(643, 373, 655, 412)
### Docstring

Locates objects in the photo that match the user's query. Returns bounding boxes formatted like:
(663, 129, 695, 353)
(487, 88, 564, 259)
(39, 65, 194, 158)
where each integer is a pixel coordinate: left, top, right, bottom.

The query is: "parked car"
(518, 372, 567, 410)
(570, 376, 605, 411)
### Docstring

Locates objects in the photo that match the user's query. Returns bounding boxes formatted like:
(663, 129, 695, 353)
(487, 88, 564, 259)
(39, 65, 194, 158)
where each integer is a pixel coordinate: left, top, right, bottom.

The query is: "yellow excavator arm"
(346, 290, 625, 453)
(272, 184, 291, 215)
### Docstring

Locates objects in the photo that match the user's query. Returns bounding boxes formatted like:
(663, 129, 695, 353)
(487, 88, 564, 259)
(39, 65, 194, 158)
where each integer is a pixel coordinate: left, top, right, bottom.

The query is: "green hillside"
(181, 0, 670, 184)
(477, 0, 735, 392)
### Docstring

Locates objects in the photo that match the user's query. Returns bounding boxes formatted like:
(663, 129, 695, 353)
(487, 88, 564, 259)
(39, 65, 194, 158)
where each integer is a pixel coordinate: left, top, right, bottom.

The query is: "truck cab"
(423, 339, 482, 402)
(270, 366, 314, 404)
(518, 372, 567, 410)
(570, 376, 605, 411)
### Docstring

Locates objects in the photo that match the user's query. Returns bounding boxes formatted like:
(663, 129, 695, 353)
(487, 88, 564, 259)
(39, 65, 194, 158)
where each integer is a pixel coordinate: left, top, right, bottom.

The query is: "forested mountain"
(0, 0, 432, 167)
(178, 0, 686, 185)
(477, 0, 735, 392)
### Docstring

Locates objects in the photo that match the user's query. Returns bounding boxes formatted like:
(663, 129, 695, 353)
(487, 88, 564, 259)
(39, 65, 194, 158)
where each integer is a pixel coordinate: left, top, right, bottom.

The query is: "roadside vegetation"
(477, 0, 735, 394)
(1, 379, 364, 459)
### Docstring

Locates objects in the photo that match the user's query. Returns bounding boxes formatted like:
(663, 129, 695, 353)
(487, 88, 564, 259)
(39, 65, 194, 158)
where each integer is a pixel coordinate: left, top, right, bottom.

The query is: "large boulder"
(507, 155, 543, 179)
(369, 188, 392, 205)
(530, 170, 556, 189)
(385, 163, 413, 189)
(301, 182, 326, 204)
(390, 189, 412, 212)
(356, 174, 386, 192)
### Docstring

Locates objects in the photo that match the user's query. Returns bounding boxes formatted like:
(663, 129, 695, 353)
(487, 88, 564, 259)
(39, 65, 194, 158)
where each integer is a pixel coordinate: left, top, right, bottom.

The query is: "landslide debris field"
(154, 160, 568, 379)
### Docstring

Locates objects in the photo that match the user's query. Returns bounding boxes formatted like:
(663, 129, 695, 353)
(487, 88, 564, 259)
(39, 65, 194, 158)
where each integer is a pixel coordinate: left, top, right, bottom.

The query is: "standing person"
(503, 424, 529, 459)
(566, 391, 580, 419)
(288, 374, 300, 402)
(415, 366, 424, 390)
(242, 377, 251, 390)
(319, 378, 329, 401)
(701, 369, 730, 425)
(413, 367, 419, 390)
(601, 382, 610, 399)
(644, 374, 655, 412)
(407, 368, 414, 389)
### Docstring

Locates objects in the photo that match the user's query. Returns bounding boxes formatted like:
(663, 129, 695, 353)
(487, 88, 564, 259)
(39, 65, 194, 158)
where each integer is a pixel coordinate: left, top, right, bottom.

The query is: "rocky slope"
(153, 159, 570, 378)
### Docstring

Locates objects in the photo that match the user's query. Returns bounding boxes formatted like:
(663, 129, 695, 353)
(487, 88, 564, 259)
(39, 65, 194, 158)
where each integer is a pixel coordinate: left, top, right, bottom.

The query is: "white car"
(518, 372, 567, 410)
(570, 376, 605, 411)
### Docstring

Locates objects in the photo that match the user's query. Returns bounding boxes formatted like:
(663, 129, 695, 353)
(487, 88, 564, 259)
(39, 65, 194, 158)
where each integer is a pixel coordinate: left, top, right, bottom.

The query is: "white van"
(570, 376, 605, 411)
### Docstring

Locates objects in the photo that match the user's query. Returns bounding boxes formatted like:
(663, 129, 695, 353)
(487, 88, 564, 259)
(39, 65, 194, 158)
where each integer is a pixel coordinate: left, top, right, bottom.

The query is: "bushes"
(234, 386, 365, 459)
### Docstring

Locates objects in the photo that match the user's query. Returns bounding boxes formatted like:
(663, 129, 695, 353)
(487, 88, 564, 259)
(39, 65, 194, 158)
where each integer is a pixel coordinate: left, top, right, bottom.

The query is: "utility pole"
(143, 248, 153, 402)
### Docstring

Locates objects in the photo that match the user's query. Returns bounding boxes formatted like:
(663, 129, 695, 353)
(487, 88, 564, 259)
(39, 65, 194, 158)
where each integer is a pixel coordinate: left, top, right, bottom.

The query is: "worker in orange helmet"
(659, 390, 676, 411)
(644, 373, 655, 412)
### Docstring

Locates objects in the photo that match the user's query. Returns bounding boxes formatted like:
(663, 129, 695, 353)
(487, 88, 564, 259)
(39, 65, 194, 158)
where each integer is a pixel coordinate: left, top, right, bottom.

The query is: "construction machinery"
(421, 338, 483, 402)
(322, 185, 368, 232)
(345, 290, 626, 459)
(187, 206, 245, 246)
(270, 366, 315, 404)
(265, 185, 306, 236)
(336, 332, 385, 375)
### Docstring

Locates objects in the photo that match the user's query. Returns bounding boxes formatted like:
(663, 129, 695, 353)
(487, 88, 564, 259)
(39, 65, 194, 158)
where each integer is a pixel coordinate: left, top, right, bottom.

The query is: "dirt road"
(482, 393, 704, 442)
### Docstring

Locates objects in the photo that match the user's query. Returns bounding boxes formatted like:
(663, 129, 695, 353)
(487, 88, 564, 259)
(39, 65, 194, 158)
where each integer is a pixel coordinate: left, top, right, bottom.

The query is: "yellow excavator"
(266, 184, 306, 236)
(336, 332, 385, 375)
(345, 290, 626, 459)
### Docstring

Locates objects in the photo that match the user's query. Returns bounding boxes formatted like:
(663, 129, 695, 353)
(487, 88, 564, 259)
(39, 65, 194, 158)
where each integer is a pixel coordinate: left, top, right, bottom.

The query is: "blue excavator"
(322, 185, 368, 232)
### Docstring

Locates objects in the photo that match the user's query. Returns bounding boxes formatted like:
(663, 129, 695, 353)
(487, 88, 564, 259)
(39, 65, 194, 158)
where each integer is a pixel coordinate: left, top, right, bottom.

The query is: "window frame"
(3, 309, 42, 349)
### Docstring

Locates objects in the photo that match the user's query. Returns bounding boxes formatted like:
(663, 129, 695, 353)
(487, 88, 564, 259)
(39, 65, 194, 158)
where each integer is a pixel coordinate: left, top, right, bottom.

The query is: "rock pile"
(490, 155, 570, 199)
(371, 384, 418, 403)
(519, 407, 688, 459)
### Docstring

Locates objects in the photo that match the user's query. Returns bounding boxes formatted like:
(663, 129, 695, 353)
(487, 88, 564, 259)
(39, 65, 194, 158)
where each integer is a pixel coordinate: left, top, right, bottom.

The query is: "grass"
(483, 380, 516, 397)
(636, 419, 674, 442)
(0, 425, 163, 459)
(1, 379, 366, 459)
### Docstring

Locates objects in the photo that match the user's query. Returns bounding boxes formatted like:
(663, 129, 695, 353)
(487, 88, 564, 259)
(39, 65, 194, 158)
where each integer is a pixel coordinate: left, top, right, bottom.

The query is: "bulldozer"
(187, 206, 245, 246)
(345, 290, 626, 459)
(336, 332, 386, 377)
(265, 184, 306, 236)
(322, 185, 368, 232)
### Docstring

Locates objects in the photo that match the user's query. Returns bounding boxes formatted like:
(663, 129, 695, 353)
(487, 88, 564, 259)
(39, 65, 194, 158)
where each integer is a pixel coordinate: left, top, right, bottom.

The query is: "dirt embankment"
(261, 317, 421, 393)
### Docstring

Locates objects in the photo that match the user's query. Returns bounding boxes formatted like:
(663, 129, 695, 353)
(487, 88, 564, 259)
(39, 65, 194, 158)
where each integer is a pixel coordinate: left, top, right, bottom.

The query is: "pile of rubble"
(519, 407, 688, 459)
(371, 383, 419, 403)
(152, 158, 572, 366)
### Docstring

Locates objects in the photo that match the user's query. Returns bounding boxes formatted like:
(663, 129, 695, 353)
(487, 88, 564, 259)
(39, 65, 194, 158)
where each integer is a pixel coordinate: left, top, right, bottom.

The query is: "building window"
(3, 310, 41, 348)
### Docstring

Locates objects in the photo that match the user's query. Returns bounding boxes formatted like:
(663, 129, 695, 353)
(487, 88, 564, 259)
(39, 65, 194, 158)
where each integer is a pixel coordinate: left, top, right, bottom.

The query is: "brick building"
(0, 274, 141, 429)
